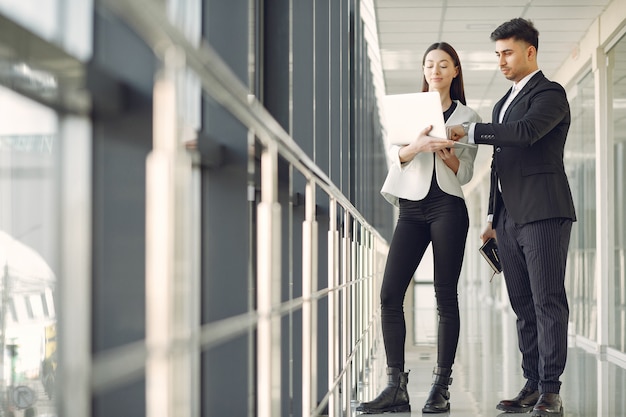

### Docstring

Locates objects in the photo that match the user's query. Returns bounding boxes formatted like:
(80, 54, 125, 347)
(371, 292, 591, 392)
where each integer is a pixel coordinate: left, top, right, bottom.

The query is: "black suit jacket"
(474, 71, 576, 226)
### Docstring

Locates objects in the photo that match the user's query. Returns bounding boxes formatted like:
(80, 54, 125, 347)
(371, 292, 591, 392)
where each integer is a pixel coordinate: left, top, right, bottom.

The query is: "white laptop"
(383, 92, 477, 149)
(383, 92, 447, 145)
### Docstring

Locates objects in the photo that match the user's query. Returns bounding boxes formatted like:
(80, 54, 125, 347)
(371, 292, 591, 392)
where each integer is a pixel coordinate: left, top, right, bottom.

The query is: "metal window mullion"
(594, 46, 612, 415)
(146, 54, 177, 417)
(146, 48, 196, 417)
(341, 210, 351, 414)
(357, 223, 366, 394)
(363, 229, 374, 361)
(350, 218, 358, 402)
(364, 230, 372, 402)
(594, 47, 612, 352)
(189, 162, 202, 417)
(327, 199, 339, 417)
(354, 222, 362, 397)
(256, 142, 282, 417)
(170, 153, 194, 417)
(58, 115, 92, 417)
(302, 180, 318, 416)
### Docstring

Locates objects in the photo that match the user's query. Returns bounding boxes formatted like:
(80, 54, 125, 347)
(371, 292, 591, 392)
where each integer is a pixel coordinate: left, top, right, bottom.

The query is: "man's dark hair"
(490, 18, 539, 50)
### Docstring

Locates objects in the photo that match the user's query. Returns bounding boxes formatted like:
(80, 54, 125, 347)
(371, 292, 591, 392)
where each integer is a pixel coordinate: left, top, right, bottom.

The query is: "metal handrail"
(100, 0, 385, 243)
(98, 1, 389, 416)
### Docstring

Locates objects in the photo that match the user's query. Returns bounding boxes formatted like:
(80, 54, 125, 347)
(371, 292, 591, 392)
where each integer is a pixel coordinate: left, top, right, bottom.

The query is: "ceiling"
(373, 0, 614, 122)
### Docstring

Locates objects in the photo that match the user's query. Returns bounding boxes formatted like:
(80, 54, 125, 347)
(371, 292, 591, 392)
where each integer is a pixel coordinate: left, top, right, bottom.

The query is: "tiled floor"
(353, 302, 626, 416)
(383, 344, 625, 417)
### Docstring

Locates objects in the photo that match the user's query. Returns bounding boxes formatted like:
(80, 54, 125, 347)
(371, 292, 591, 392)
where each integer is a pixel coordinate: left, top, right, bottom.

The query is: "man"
(448, 18, 576, 416)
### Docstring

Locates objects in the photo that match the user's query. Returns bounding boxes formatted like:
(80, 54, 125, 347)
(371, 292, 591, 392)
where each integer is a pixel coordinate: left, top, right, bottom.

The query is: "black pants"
(496, 205, 572, 394)
(380, 189, 469, 370)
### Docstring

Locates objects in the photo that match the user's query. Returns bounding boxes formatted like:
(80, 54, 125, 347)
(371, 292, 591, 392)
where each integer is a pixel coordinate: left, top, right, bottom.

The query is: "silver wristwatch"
(461, 122, 471, 136)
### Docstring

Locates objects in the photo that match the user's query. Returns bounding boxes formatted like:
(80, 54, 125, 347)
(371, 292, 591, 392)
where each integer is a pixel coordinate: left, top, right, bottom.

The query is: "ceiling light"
(466, 24, 495, 31)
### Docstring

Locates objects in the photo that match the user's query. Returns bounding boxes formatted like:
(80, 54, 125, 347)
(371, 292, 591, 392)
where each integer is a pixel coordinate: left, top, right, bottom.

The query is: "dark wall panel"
(90, 9, 155, 417)
(200, 1, 251, 416)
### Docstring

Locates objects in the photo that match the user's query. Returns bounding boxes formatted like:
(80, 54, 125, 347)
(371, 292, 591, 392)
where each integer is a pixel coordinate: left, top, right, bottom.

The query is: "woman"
(356, 42, 481, 414)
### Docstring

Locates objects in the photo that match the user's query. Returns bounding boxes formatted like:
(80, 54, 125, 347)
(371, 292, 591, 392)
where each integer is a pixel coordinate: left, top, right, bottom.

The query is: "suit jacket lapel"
(500, 71, 545, 122)
(493, 88, 512, 122)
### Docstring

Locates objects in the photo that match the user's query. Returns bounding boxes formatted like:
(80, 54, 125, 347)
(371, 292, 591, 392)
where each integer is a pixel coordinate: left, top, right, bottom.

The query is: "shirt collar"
(512, 69, 540, 93)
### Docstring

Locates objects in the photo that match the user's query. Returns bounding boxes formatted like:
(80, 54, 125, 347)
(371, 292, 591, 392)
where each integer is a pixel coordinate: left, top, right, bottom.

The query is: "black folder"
(479, 238, 502, 275)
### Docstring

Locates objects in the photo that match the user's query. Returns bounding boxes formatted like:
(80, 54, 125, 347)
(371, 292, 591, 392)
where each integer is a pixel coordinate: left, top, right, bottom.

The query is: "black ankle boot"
(422, 366, 452, 413)
(356, 367, 410, 414)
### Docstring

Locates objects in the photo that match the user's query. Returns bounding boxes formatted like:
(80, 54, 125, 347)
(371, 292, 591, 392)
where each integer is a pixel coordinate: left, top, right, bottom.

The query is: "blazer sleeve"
(473, 82, 569, 148)
(387, 145, 403, 168)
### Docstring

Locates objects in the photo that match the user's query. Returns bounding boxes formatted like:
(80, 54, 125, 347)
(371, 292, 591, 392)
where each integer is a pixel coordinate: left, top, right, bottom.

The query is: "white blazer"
(380, 101, 482, 207)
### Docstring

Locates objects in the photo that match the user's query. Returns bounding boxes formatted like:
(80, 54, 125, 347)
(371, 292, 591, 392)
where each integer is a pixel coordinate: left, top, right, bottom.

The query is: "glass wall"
(0, 86, 58, 416)
(611, 33, 626, 353)
(0, 0, 92, 61)
(565, 71, 597, 342)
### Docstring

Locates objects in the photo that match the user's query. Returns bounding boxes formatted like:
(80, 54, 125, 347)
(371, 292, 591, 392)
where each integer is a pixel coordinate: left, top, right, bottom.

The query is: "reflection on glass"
(0, 85, 58, 416)
(611, 34, 626, 354)
(564, 71, 597, 342)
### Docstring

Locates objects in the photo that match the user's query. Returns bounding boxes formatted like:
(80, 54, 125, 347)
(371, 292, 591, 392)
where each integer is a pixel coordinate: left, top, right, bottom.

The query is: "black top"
(443, 101, 457, 122)
(428, 100, 458, 197)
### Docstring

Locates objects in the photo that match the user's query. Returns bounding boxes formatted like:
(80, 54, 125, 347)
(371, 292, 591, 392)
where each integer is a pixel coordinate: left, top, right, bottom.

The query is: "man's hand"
(480, 222, 497, 244)
(447, 125, 466, 141)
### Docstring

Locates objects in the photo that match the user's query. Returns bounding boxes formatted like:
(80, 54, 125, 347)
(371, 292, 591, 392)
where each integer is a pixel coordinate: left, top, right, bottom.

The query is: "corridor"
(356, 301, 625, 416)
(1, 0, 626, 416)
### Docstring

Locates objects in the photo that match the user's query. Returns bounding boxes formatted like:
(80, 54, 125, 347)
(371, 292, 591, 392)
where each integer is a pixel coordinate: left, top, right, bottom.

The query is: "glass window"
(167, 0, 202, 143)
(565, 70, 597, 342)
(0, 0, 92, 61)
(0, 0, 59, 41)
(610, 34, 626, 353)
(0, 85, 59, 415)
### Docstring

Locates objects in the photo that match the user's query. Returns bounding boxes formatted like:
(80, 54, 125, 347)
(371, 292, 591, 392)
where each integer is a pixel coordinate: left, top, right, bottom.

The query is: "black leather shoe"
(496, 387, 540, 413)
(530, 393, 563, 416)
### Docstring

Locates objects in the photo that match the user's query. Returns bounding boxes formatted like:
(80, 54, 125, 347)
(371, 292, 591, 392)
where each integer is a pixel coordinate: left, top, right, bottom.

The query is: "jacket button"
(496, 147, 502, 152)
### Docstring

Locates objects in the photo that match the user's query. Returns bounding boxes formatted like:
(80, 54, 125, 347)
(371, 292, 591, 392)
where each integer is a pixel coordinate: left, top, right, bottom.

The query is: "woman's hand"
(436, 146, 459, 173)
(398, 125, 455, 163)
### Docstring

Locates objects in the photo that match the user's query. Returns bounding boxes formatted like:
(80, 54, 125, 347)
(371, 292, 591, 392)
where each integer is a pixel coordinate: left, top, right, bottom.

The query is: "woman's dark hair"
(421, 42, 466, 105)
(490, 18, 539, 50)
